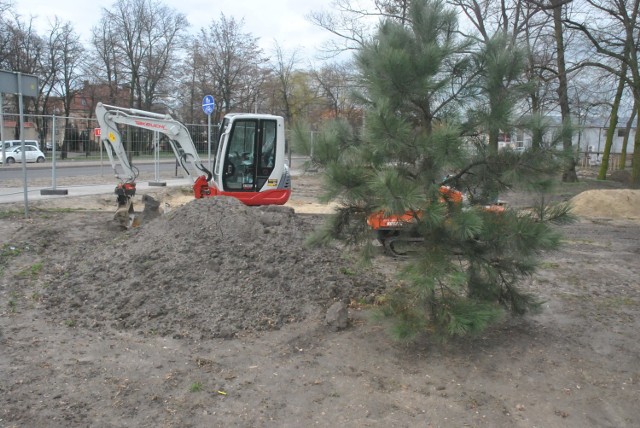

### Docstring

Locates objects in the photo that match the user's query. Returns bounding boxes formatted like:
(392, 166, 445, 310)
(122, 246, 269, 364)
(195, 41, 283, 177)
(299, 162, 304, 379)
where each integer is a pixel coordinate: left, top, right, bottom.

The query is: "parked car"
(2, 139, 40, 150)
(45, 141, 61, 150)
(0, 145, 46, 164)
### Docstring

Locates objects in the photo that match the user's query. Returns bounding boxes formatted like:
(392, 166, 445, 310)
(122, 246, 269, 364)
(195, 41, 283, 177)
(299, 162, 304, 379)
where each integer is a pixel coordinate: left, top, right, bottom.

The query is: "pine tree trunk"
(489, 127, 499, 154)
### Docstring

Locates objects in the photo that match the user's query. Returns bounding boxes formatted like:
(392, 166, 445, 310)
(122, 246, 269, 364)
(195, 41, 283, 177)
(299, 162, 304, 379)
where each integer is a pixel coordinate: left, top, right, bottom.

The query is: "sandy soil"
(1, 171, 639, 427)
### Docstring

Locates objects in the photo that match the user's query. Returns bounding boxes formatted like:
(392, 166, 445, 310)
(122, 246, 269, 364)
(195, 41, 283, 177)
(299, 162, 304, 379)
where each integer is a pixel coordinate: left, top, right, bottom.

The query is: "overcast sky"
(13, 0, 343, 64)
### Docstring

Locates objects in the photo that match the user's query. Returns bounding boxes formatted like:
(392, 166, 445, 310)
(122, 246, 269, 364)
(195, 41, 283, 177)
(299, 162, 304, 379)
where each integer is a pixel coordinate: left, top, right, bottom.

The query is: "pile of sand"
(570, 189, 640, 220)
(43, 197, 384, 339)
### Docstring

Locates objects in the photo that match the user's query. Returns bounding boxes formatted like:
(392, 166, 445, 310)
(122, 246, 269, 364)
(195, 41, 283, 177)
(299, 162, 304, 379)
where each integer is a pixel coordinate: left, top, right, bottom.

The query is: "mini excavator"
(367, 186, 505, 256)
(95, 102, 291, 228)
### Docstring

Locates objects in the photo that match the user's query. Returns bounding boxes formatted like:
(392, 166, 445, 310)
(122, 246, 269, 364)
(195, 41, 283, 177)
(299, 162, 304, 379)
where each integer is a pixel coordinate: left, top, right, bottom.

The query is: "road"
(0, 160, 180, 181)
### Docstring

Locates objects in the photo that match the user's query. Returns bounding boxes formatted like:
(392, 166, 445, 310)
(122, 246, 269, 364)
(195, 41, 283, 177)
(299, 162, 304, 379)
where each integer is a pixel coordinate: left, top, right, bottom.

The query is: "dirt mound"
(570, 189, 640, 220)
(43, 197, 384, 339)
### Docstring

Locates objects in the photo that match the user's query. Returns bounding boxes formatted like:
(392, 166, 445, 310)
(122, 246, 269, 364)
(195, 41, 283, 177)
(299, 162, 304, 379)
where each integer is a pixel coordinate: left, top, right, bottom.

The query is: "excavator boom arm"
(95, 102, 211, 184)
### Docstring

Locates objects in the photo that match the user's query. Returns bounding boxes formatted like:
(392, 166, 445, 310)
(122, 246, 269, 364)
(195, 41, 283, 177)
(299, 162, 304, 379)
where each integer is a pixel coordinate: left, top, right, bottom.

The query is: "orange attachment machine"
(367, 186, 504, 256)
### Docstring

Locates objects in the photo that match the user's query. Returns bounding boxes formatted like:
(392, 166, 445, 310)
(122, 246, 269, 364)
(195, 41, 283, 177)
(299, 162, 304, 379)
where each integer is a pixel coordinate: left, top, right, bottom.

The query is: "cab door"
(220, 118, 279, 192)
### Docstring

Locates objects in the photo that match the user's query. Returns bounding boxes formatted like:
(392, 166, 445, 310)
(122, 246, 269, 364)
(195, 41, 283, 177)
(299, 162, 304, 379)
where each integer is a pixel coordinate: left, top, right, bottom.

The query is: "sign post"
(202, 95, 215, 172)
(0, 70, 39, 217)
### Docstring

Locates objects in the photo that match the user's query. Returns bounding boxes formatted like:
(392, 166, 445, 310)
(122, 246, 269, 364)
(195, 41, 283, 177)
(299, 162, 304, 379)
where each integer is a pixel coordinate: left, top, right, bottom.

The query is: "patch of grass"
(8, 299, 16, 312)
(35, 207, 82, 214)
(189, 381, 204, 393)
(540, 262, 560, 269)
(562, 238, 611, 247)
(340, 266, 356, 276)
(558, 293, 637, 309)
(64, 319, 77, 327)
(17, 262, 44, 279)
(0, 210, 22, 219)
(1, 243, 22, 258)
(564, 274, 583, 287)
(596, 296, 638, 309)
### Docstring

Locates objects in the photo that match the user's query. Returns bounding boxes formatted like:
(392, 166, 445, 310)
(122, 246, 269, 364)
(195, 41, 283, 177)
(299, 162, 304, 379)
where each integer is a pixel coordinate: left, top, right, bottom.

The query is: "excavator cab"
(211, 114, 291, 205)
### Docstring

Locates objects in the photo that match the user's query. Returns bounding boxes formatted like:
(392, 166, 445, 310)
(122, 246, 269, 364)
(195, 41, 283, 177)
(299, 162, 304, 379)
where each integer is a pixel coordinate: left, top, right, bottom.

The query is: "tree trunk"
(619, 104, 637, 170)
(552, 0, 578, 182)
(631, 110, 640, 187)
(598, 64, 627, 180)
(489, 127, 499, 154)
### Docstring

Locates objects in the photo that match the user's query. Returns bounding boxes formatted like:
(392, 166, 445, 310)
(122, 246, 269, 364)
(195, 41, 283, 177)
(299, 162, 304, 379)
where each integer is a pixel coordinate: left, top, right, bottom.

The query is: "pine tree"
(299, 0, 573, 339)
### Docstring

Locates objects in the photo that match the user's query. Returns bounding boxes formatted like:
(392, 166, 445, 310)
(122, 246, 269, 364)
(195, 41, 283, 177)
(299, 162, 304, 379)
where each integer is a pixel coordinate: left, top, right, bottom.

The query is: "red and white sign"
(94, 127, 101, 137)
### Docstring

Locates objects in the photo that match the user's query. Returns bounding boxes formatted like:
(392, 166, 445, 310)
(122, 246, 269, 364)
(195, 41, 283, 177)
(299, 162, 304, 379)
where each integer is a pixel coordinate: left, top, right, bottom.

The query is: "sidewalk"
(0, 178, 193, 204)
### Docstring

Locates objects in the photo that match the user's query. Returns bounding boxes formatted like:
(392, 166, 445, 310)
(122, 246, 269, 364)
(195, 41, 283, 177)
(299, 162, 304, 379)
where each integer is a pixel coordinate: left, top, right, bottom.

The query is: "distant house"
(510, 115, 637, 154)
(1, 119, 38, 141)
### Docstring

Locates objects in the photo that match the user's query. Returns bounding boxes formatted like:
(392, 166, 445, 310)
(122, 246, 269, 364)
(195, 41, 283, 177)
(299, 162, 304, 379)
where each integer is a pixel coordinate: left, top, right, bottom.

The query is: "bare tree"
(198, 14, 266, 121)
(48, 20, 85, 119)
(597, 57, 628, 179)
(310, 61, 363, 127)
(176, 38, 204, 123)
(0, 8, 46, 140)
(0, 0, 15, 66)
(269, 42, 301, 121)
(449, 0, 532, 42)
(307, 0, 401, 56)
(564, 0, 640, 185)
(90, 16, 122, 104)
(260, 68, 324, 126)
(36, 19, 85, 155)
(0, 10, 43, 75)
(452, 0, 579, 179)
(520, 3, 558, 149)
(95, 0, 188, 109)
(137, 3, 188, 109)
(548, 0, 579, 181)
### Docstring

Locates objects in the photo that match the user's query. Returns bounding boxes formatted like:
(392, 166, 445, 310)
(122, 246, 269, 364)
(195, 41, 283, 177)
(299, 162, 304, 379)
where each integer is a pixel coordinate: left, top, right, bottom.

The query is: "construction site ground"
(1, 168, 639, 427)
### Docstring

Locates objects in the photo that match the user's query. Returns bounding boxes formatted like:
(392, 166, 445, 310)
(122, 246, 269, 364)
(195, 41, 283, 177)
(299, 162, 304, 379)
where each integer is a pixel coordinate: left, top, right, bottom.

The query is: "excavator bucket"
(114, 198, 136, 229)
(113, 194, 162, 229)
(112, 182, 164, 229)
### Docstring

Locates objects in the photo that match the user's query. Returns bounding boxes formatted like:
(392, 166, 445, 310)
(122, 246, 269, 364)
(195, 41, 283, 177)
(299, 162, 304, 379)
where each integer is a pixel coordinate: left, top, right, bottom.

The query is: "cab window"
(222, 118, 278, 192)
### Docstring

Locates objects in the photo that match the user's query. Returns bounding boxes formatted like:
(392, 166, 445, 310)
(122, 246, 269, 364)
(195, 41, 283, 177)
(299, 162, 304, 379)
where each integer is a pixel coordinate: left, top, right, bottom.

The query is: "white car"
(45, 141, 61, 150)
(0, 145, 46, 164)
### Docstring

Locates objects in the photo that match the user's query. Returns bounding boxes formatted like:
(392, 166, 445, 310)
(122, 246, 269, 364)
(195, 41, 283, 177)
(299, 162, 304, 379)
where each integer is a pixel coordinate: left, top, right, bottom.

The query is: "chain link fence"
(1, 113, 221, 160)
